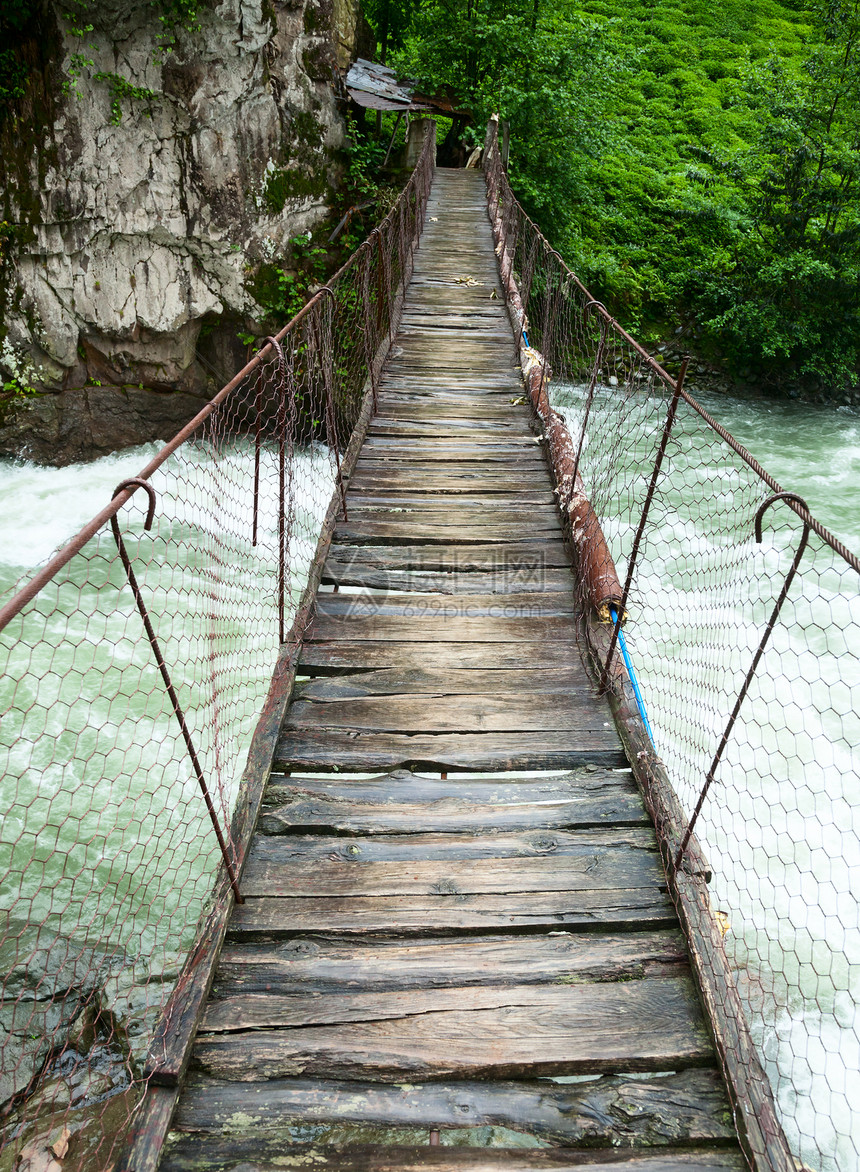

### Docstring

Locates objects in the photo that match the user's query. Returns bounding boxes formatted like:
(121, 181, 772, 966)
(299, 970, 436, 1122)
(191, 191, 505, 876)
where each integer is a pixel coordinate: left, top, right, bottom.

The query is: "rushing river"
(0, 390, 858, 1166)
(0, 438, 334, 1132)
(552, 384, 860, 1172)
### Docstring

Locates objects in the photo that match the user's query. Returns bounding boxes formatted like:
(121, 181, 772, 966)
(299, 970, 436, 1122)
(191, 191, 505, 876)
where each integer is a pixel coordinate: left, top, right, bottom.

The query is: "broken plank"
(291, 667, 584, 695)
(191, 978, 713, 1082)
(274, 729, 626, 772)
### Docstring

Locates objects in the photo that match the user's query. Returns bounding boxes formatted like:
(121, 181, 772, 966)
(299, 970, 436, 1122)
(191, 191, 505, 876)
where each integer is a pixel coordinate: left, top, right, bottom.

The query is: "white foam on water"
(0, 438, 334, 965)
(554, 381, 860, 1171)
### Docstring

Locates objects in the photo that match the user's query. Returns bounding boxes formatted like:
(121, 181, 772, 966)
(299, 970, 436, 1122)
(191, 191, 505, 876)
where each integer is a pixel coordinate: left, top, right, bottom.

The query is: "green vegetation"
(369, 0, 860, 397)
(92, 71, 156, 125)
(263, 166, 330, 213)
(251, 235, 330, 323)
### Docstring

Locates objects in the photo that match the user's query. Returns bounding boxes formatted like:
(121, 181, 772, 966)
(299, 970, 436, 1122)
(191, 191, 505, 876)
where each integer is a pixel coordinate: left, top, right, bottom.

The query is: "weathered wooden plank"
(258, 773, 647, 834)
(292, 667, 584, 695)
(263, 764, 638, 799)
(115, 1086, 181, 1172)
(367, 419, 532, 436)
(367, 389, 522, 399)
(333, 522, 559, 544)
(348, 474, 551, 494)
(202, 977, 701, 1033)
(284, 692, 612, 734)
(343, 509, 562, 530)
(346, 495, 557, 510)
(398, 329, 514, 342)
(228, 887, 676, 936)
(361, 436, 542, 452)
(354, 453, 543, 470)
(160, 1142, 747, 1172)
(324, 544, 572, 572)
(307, 613, 575, 643)
(274, 729, 626, 772)
(355, 451, 547, 467)
(346, 479, 550, 498)
(240, 841, 662, 899)
(212, 930, 685, 995)
(247, 824, 656, 863)
(320, 567, 573, 595)
(170, 1068, 735, 1149)
(191, 978, 712, 1082)
(371, 405, 528, 420)
(297, 640, 581, 671)
(313, 592, 574, 618)
(356, 438, 545, 450)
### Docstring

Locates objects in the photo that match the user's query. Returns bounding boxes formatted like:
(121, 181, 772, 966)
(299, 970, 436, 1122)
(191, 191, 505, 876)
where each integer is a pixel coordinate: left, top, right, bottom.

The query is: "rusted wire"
(598, 358, 688, 693)
(110, 480, 244, 904)
(673, 493, 812, 874)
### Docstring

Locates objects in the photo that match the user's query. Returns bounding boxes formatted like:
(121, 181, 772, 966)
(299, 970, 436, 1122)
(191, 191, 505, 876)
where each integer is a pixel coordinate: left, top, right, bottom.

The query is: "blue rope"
(522, 329, 530, 348)
(610, 605, 655, 748)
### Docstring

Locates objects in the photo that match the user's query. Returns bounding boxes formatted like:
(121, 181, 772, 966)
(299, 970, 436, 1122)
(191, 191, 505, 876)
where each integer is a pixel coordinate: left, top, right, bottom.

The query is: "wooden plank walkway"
(161, 170, 744, 1171)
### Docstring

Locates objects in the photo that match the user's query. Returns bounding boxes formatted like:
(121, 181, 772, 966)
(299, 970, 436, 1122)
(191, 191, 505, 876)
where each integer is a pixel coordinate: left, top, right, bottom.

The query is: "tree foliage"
(391, 0, 618, 240)
(699, 1, 860, 387)
(363, 0, 860, 396)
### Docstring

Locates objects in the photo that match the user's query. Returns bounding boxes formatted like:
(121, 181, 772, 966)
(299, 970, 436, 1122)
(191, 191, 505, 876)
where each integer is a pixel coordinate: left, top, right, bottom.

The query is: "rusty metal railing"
(0, 124, 435, 1168)
(484, 114, 860, 1172)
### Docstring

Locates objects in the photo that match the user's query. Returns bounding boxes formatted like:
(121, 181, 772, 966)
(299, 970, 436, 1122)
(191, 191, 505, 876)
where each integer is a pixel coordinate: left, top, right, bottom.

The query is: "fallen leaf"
(51, 1127, 71, 1160)
(15, 1142, 63, 1172)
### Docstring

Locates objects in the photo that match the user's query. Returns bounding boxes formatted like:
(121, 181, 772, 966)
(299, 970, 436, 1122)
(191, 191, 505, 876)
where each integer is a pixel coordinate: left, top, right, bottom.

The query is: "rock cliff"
(0, 0, 369, 464)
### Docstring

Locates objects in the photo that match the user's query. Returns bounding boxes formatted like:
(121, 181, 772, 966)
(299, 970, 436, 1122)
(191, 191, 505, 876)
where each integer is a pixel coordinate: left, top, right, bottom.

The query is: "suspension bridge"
(1, 121, 858, 1172)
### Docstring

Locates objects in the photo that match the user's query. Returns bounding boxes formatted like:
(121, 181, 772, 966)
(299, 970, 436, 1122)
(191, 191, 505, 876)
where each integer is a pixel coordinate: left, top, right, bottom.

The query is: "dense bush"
(368, 0, 860, 396)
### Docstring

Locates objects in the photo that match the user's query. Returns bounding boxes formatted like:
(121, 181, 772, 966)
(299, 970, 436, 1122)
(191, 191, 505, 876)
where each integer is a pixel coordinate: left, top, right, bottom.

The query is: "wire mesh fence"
(0, 126, 435, 1170)
(485, 117, 860, 1172)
